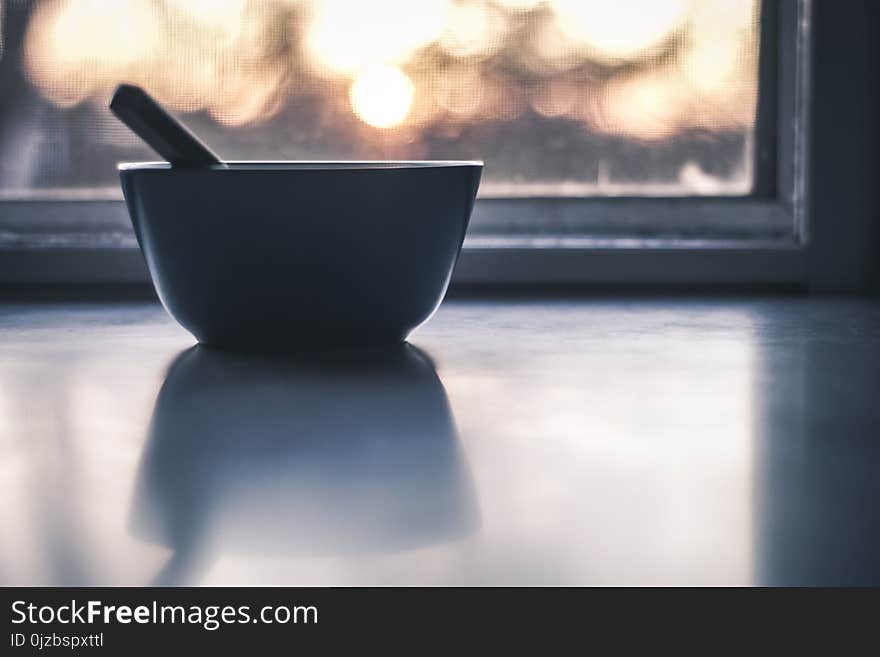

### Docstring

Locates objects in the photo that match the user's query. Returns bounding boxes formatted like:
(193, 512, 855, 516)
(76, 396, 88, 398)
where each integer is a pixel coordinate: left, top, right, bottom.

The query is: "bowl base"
(196, 333, 409, 355)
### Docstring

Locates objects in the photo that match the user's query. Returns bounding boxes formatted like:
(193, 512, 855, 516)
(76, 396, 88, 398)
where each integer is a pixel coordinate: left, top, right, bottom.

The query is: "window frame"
(0, 0, 877, 293)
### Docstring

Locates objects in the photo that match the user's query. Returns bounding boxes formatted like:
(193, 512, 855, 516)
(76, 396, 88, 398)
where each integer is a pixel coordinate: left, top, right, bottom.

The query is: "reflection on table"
(130, 344, 479, 585)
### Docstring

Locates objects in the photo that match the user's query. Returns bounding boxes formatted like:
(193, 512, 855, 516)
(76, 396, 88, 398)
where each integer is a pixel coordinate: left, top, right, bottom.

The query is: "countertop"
(1, 297, 878, 586)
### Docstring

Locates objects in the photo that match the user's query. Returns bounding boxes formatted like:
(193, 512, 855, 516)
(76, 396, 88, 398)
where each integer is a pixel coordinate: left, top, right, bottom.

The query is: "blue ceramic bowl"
(120, 161, 482, 349)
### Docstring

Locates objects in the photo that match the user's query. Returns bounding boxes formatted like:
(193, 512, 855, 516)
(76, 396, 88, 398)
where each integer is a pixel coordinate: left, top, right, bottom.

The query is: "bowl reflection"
(130, 344, 479, 585)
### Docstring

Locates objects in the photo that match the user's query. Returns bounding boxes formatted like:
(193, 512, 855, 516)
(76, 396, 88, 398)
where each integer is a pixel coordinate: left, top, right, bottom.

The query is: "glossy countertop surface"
(1, 297, 878, 586)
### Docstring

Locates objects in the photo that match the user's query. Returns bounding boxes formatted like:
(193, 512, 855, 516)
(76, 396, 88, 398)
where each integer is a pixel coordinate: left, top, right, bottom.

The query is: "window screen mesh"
(0, 0, 761, 199)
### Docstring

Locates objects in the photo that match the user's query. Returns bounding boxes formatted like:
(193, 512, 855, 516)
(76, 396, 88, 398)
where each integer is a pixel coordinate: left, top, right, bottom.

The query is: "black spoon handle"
(109, 84, 224, 167)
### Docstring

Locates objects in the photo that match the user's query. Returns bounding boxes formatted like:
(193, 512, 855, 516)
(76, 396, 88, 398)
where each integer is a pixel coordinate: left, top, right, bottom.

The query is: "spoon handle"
(110, 84, 225, 168)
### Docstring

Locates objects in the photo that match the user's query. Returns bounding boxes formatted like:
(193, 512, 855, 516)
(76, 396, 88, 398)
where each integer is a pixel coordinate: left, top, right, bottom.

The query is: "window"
(5, 0, 761, 198)
(0, 0, 850, 287)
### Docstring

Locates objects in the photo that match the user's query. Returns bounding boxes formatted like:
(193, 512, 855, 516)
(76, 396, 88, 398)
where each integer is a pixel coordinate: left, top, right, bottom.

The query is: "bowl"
(119, 161, 482, 349)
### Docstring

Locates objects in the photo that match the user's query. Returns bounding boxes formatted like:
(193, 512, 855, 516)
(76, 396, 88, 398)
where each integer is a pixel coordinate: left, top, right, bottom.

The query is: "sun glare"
(349, 64, 415, 129)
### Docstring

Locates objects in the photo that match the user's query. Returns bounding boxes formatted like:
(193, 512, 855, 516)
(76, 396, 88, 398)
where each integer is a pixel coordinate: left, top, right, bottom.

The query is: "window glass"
(0, 0, 760, 199)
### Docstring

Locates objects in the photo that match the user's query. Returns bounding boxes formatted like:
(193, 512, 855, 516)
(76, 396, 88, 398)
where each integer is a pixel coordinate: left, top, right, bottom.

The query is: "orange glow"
(165, 0, 248, 37)
(350, 65, 415, 128)
(306, 0, 448, 75)
(530, 79, 581, 119)
(19, 0, 760, 144)
(437, 68, 484, 118)
(492, 0, 543, 11)
(551, 0, 691, 64)
(441, 2, 507, 58)
(679, 0, 759, 129)
(24, 0, 161, 107)
(597, 71, 687, 141)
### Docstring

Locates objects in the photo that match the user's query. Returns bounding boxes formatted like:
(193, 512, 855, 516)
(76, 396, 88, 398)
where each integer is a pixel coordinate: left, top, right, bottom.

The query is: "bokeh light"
(7, 0, 762, 196)
(305, 0, 448, 75)
(349, 65, 415, 129)
(491, 0, 544, 12)
(551, 0, 692, 64)
(440, 2, 507, 59)
(24, 0, 162, 107)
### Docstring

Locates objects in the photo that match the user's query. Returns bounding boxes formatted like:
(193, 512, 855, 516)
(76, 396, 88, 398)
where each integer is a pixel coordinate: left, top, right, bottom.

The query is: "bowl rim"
(119, 160, 484, 171)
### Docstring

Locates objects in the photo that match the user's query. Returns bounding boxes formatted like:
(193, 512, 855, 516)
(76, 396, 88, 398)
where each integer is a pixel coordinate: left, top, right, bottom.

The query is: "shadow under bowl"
(120, 161, 482, 350)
